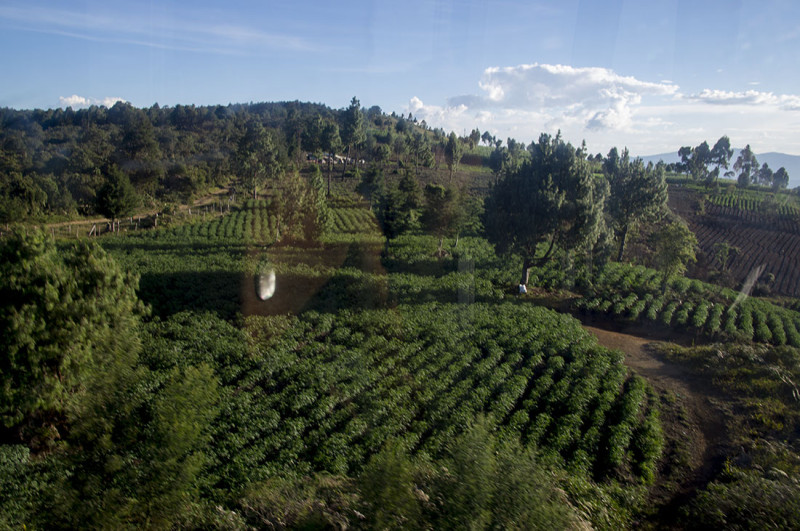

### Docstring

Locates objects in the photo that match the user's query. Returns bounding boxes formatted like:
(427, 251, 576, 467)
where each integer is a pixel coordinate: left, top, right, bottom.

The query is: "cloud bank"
(59, 94, 127, 108)
(408, 63, 800, 156)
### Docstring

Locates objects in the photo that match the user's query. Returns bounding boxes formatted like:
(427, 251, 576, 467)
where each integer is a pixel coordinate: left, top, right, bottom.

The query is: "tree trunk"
(616, 225, 629, 262)
(327, 160, 333, 197)
(341, 146, 349, 180)
(520, 257, 532, 286)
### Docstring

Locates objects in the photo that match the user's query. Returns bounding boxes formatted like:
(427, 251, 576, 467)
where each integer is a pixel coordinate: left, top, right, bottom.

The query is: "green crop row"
(200, 303, 663, 488)
(577, 262, 800, 347)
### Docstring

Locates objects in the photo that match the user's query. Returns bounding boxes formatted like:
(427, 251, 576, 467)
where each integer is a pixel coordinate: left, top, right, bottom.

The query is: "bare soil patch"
(582, 324, 732, 525)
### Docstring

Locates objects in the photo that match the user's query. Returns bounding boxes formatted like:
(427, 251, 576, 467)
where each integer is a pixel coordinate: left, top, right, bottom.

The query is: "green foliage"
(734, 144, 759, 187)
(53, 336, 221, 528)
(484, 132, 605, 284)
(238, 474, 356, 529)
(0, 445, 47, 527)
(603, 148, 667, 261)
(649, 218, 697, 286)
(421, 183, 461, 254)
(235, 119, 284, 199)
(0, 229, 143, 433)
(374, 173, 421, 241)
(445, 131, 463, 181)
(686, 469, 800, 530)
(96, 164, 139, 222)
(425, 417, 586, 530)
(358, 443, 422, 529)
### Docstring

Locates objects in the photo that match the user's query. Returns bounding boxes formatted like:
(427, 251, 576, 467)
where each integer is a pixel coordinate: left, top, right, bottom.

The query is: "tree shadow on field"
(138, 271, 242, 320)
(298, 241, 389, 314)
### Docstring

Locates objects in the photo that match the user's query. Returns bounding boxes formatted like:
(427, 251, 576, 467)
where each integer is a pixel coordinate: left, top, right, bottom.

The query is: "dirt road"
(583, 325, 730, 513)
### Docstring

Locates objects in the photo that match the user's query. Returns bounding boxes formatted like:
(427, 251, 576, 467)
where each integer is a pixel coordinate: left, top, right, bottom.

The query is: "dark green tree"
(773, 167, 790, 189)
(678, 141, 712, 181)
(757, 162, 773, 187)
(320, 119, 341, 196)
(421, 184, 461, 256)
(488, 145, 510, 185)
(407, 130, 434, 174)
(734, 145, 759, 188)
(340, 96, 365, 178)
(235, 120, 283, 199)
(710, 135, 734, 182)
(445, 132, 463, 183)
(114, 113, 164, 196)
(468, 128, 481, 150)
(375, 173, 421, 245)
(96, 165, 139, 229)
(604, 149, 668, 261)
(0, 229, 143, 439)
(649, 218, 698, 289)
(306, 165, 330, 240)
(357, 165, 384, 205)
(484, 132, 605, 286)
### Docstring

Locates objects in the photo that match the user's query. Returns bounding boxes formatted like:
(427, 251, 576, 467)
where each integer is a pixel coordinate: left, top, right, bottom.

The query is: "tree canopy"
(484, 132, 605, 285)
(604, 148, 668, 261)
(96, 165, 139, 224)
(0, 229, 143, 436)
(734, 144, 759, 188)
(421, 183, 461, 256)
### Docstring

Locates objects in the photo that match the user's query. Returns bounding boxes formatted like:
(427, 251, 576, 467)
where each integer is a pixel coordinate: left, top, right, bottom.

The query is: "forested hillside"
(2, 99, 800, 529)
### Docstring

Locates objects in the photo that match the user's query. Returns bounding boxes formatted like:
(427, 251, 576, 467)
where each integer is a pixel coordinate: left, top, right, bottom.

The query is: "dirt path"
(582, 325, 730, 515)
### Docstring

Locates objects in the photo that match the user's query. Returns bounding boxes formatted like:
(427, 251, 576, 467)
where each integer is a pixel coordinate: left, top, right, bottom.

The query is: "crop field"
(96, 196, 666, 495)
(669, 186, 800, 297)
(206, 303, 662, 486)
(576, 261, 800, 346)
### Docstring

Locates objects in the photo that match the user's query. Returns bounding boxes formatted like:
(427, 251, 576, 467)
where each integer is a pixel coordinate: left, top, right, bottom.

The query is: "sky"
(1, 0, 799, 158)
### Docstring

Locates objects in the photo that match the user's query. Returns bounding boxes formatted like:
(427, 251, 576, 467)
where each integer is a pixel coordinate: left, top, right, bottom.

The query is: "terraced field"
(669, 186, 800, 297)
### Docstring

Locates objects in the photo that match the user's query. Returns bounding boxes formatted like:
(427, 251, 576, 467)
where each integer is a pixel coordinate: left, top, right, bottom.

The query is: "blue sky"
(1, 0, 799, 157)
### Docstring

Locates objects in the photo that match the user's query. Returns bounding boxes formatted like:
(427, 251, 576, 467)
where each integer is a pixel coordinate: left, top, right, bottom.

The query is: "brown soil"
(668, 185, 800, 297)
(582, 323, 731, 525)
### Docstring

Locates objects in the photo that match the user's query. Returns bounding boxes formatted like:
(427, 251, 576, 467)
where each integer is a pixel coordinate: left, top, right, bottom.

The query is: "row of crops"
(328, 207, 380, 234)
(167, 199, 277, 243)
(577, 262, 800, 346)
(706, 190, 800, 216)
(203, 303, 662, 487)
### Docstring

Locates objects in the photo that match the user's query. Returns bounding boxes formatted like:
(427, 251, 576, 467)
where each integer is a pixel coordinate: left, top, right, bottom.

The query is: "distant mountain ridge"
(638, 150, 800, 189)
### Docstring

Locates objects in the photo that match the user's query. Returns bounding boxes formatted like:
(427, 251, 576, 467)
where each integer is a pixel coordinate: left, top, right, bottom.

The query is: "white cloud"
(59, 94, 127, 108)
(424, 63, 679, 135)
(407, 63, 800, 156)
(410, 63, 678, 137)
(688, 89, 800, 111)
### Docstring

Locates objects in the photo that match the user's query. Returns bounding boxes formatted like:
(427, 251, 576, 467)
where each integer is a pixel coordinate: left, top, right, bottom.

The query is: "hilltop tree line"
(673, 136, 790, 189)
(0, 98, 501, 223)
(2, 97, 757, 289)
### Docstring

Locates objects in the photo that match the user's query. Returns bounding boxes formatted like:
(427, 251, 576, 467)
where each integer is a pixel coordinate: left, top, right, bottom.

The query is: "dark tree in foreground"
(0, 229, 143, 436)
(484, 132, 605, 286)
(604, 149, 668, 261)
